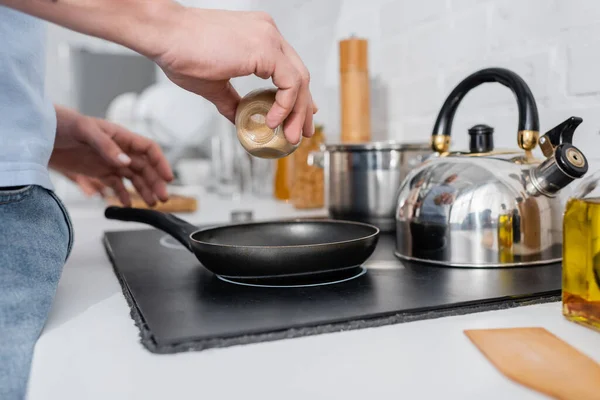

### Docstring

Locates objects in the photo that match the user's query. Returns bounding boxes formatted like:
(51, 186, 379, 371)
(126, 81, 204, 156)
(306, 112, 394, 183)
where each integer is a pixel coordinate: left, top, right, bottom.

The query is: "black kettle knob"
(468, 124, 494, 153)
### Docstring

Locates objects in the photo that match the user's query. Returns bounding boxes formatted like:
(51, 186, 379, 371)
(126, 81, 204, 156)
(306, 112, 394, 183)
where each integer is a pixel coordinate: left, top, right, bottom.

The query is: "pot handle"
(307, 150, 325, 168)
(104, 206, 197, 251)
(431, 67, 540, 153)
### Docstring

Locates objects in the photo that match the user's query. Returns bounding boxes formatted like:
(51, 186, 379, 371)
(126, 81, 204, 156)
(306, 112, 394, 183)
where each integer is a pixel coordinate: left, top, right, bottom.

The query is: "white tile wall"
(45, 0, 600, 167)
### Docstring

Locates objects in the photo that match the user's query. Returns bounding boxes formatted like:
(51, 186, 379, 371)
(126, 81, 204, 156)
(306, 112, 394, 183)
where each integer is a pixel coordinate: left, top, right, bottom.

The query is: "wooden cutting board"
(106, 192, 198, 213)
(464, 327, 600, 400)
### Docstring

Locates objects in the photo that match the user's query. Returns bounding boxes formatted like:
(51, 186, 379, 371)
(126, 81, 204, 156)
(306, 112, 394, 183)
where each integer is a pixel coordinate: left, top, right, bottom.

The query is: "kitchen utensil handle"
(104, 206, 196, 251)
(431, 67, 540, 152)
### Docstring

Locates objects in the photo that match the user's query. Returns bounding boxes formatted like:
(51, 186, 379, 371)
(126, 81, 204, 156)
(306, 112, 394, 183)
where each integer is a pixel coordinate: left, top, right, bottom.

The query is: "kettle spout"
(526, 117, 589, 197)
(527, 149, 587, 196)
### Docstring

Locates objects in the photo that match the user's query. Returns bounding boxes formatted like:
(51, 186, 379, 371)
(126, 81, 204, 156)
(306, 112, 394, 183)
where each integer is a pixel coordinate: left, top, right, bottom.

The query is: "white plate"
(133, 82, 216, 145)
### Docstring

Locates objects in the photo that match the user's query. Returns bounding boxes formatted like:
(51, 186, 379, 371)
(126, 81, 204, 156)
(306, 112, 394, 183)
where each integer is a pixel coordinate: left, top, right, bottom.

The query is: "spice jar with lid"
(290, 124, 325, 209)
(562, 170, 600, 332)
(235, 88, 300, 159)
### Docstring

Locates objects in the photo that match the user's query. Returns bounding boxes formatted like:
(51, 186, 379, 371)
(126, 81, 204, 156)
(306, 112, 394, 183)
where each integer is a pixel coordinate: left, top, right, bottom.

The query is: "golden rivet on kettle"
(518, 130, 539, 151)
(431, 135, 451, 153)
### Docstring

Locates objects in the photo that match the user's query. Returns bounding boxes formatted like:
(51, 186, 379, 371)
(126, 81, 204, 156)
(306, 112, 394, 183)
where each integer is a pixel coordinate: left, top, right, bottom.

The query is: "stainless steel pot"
(309, 141, 432, 232)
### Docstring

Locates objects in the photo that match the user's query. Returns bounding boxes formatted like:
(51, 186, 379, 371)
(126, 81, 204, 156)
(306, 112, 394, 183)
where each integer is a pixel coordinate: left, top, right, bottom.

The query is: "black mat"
(103, 227, 562, 354)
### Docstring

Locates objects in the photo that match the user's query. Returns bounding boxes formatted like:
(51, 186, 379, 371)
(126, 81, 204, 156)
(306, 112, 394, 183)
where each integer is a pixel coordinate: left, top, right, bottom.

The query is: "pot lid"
(324, 140, 430, 152)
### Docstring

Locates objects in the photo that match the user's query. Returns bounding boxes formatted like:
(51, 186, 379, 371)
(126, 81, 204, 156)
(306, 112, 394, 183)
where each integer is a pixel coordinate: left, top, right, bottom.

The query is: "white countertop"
(27, 187, 600, 400)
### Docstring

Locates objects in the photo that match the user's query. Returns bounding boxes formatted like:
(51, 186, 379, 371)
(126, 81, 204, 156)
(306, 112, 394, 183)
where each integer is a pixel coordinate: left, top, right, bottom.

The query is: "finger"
(281, 82, 310, 142)
(73, 176, 98, 196)
(265, 52, 302, 137)
(126, 155, 168, 198)
(103, 176, 131, 207)
(80, 118, 132, 168)
(302, 92, 316, 138)
(125, 155, 169, 202)
(130, 174, 156, 207)
(266, 21, 318, 117)
(89, 177, 108, 197)
(106, 123, 174, 182)
(75, 175, 106, 197)
(78, 175, 108, 193)
(153, 180, 168, 203)
(281, 40, 314, 138)
(302, 101, 314, 139)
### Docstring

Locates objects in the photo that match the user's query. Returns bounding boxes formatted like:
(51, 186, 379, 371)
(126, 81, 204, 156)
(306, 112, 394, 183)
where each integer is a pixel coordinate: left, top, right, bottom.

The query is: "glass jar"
(290, 125, 325, 209)
(562, 170, 600, 332)
(274, 156, 292, 201)
(235, 88, 300, 159)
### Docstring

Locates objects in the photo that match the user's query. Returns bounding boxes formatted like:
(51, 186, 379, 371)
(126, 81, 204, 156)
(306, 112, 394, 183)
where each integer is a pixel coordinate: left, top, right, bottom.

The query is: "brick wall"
(215, 0, 600, 169)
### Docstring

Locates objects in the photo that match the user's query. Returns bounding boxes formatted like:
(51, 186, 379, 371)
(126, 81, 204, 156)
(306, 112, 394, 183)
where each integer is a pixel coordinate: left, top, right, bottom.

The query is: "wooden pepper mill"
(339, 36, 371, 143)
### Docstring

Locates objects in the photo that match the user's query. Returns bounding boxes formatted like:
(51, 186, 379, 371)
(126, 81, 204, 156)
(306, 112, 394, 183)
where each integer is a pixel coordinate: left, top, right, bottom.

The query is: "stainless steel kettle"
(394, 67, 589, 268)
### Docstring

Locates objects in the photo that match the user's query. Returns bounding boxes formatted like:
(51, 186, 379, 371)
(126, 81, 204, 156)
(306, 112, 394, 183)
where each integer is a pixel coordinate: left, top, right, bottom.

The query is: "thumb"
(81, 118, 132, 168)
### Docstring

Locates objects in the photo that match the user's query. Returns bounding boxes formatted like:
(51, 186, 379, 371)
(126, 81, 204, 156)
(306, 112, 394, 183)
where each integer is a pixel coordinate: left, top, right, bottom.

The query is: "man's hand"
(151, 8, 317, 145)
(50, 105, 174, 207)
(59, 170, 109, 198)
(1, 0, 317, 145)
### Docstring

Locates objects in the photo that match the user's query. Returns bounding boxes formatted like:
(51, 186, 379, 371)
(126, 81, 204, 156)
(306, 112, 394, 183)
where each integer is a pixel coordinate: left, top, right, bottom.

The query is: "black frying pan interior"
(104, 206, 379, 278)
(193, 221, 377, 247)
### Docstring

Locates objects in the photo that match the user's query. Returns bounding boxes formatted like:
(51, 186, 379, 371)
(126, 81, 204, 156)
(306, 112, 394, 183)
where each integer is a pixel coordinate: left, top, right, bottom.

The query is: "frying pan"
(104, 206, 379, 279)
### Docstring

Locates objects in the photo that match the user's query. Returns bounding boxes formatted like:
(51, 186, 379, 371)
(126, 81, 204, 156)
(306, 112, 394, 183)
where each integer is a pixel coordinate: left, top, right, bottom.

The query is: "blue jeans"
(0, 185, 73, 400)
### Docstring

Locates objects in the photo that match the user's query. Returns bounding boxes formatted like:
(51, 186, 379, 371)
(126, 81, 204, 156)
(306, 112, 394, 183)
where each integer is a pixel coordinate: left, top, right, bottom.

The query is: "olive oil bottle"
(562, 192, 600, 331)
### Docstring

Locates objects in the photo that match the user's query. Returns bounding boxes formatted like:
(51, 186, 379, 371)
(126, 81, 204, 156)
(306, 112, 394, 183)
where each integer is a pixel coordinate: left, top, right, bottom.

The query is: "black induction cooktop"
(103, 224, 562, 354)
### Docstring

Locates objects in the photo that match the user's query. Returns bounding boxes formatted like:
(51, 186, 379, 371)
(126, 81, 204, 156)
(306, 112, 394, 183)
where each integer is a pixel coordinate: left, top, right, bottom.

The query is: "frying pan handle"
(104, 206, 196, 251)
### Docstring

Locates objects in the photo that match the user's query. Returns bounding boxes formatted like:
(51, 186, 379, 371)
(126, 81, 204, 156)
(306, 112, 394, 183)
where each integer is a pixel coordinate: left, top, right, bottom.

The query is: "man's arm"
(0, 0, 317, 143)
(0, 0, 177, 59)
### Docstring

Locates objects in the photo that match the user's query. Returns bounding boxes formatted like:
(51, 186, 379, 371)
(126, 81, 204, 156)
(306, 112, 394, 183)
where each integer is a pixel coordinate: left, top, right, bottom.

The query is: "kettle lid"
(468, 124, 494, 153)
(468, 124, 494, 136)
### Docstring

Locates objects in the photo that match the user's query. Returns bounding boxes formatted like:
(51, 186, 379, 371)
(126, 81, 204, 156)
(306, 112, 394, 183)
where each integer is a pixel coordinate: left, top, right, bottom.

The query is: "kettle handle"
(431, 67, 540, 153)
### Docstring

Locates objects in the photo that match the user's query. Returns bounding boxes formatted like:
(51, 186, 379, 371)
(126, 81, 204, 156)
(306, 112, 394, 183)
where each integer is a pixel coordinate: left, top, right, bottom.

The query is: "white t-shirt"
(0, 6, 57, 190)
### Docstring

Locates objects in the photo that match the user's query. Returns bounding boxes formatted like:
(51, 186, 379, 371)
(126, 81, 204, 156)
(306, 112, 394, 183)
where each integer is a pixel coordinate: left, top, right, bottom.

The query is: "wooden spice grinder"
(339, 36, 371, 143)
(235, 88, 300, 159)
